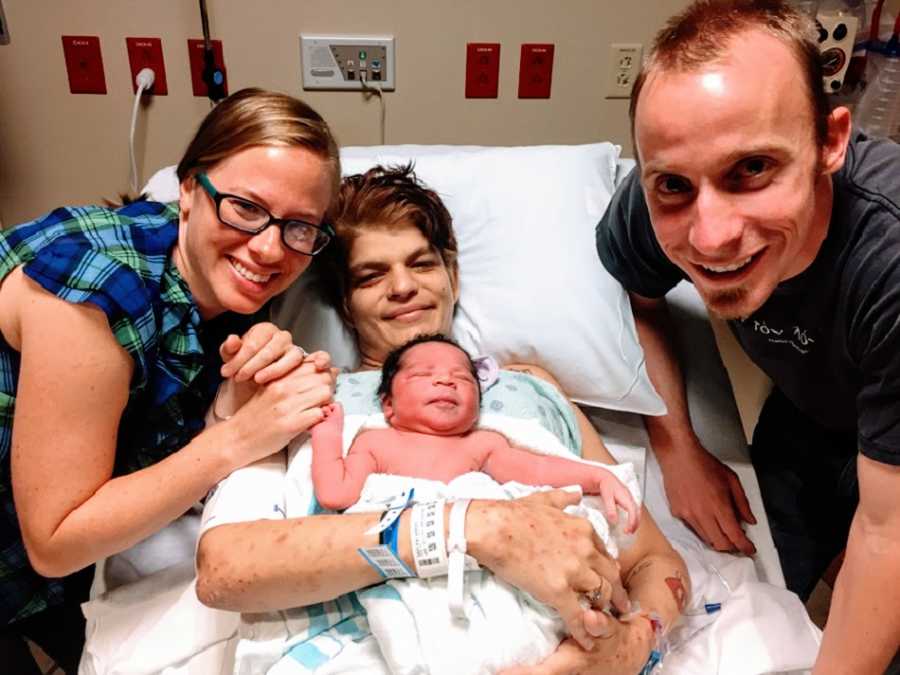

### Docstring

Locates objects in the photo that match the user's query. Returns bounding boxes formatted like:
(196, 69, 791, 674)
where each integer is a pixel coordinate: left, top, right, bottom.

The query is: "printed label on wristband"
(358, 545, 415, 579)
(411, 500, 448, 577)
(365, 488, 415, 536)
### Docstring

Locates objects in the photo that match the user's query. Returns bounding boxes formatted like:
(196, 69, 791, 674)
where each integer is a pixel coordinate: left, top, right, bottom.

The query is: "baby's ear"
(381, 394, 395, 421)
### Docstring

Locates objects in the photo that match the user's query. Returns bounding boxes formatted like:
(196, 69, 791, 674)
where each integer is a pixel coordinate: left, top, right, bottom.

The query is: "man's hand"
(658, 440, 757, 555)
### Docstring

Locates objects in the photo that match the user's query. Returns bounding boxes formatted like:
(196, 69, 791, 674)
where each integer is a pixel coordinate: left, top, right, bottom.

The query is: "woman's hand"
(499, 615, 655, 675)
(224, 358, 336, 466)
(220, 323, 305, 384)
(215, 322, 335, 420)
(466, 489, 630, 651)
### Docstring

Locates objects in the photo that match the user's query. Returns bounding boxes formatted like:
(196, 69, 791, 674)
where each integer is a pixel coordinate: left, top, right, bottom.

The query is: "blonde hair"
(176, 88, 341, 199)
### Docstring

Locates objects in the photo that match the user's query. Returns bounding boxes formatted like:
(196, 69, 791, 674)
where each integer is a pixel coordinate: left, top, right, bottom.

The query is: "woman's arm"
(9, 271, 333, 577)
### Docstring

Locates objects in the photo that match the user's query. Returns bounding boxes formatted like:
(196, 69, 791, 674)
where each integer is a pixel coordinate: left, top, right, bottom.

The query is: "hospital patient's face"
(346, 224, 459, 369)
(176, 145, 332, 319)
(634, 30, 845, 320)
(382, 341, 480, 435)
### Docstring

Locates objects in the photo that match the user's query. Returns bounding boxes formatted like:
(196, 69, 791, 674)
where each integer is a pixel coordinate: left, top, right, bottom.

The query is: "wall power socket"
(605, 43, 642, 99)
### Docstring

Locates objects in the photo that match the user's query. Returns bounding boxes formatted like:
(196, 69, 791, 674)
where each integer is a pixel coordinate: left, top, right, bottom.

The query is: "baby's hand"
(592, 469, 640, 535)
(312, 402, 344, 435)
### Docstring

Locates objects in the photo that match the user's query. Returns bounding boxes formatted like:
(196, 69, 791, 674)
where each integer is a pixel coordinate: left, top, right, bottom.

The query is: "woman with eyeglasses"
(0, 88, 339, 674)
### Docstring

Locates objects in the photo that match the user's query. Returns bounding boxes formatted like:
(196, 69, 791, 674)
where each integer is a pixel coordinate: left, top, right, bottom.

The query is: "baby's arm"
(482, 440, 640, 533)
(311, 403, 378, 511)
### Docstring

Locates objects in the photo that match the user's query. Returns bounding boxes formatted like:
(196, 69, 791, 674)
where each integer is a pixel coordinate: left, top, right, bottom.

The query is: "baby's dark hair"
(378, 333, 479, 400)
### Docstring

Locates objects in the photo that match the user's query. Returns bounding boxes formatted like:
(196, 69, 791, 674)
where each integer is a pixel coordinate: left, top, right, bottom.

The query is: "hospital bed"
(78, 145, 820, 674)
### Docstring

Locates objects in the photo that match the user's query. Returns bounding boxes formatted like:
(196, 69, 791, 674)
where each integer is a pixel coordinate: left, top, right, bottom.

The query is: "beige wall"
(0, 0, 690, 225)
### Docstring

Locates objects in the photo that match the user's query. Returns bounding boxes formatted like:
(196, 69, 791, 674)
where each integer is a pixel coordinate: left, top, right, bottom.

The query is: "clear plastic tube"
(856, 43, 900, 140)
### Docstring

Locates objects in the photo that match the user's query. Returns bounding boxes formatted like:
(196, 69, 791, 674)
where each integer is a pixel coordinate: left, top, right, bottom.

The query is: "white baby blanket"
(238, 411, 640, 675)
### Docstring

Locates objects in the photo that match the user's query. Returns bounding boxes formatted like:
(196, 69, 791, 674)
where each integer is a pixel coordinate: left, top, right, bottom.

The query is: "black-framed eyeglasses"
(196, 173, 333, 256)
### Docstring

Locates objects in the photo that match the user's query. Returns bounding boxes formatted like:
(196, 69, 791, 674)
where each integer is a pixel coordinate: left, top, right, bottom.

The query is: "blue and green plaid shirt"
(0, 200, 251, 625)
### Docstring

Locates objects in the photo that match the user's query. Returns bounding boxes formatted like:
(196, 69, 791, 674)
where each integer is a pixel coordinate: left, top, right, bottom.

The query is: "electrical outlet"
(187, 39, 227, 98)
(518, 43, 554, 99)
(126, 37, 168, 94)
(465, 43, 500, 98)
(61, 35, 107, 94)
(605, 43, 642, 99)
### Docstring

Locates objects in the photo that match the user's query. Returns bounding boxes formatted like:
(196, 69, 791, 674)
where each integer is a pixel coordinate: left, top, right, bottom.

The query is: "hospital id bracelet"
(447, 498, 480, 620)
(359, 504, 415, 579)
(410, 500, 448, 578)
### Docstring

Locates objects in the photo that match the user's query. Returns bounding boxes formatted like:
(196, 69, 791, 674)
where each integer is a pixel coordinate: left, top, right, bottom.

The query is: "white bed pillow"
(144, 144, 664, 414)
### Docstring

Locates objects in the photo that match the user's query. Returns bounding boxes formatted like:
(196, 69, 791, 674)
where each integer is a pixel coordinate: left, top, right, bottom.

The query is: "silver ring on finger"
(295, 345, 308, 359)
(584, 577, 612, 610)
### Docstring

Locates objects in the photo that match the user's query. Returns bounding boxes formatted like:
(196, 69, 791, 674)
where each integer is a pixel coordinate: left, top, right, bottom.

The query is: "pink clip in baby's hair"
(472, 355, 500, 392)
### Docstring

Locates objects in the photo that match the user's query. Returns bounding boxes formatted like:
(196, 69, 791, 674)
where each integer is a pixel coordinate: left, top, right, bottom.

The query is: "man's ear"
(819, 106, 852, 176)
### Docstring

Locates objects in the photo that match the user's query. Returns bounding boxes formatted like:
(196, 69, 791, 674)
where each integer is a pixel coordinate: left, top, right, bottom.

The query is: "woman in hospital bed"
(198, 165, 690, 674)
(0, 88, 340, 673)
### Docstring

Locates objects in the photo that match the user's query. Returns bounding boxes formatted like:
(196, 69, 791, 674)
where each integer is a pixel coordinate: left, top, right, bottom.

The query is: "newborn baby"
(311, 333, 639, 533)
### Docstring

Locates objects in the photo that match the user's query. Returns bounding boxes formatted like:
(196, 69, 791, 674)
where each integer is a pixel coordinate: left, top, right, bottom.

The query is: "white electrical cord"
(129, 67, 156, 194)
(360, 73, 386, 145)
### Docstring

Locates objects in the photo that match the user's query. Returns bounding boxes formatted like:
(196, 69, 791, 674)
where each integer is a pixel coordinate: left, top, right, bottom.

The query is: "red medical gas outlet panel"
(61, 35, 107, 94)
(518, 43, 554, 98)
(465, 43, 501, 98)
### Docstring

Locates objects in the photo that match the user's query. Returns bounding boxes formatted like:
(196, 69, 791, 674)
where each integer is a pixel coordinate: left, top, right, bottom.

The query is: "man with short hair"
(597, 0, 900, 672)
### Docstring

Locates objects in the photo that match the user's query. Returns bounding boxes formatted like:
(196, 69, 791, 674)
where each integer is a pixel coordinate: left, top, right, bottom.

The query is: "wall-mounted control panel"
(300, 35, 395, 90)
(815, 13, 858, 93)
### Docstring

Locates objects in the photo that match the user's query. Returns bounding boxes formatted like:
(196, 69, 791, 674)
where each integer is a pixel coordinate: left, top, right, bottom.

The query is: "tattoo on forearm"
(665, 572, 687, 612)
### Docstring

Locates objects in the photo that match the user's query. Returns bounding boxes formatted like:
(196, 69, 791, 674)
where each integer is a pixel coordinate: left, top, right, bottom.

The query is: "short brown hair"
(630, 0, 830, 154)
(313, 164, 459, 325)
(176, 88, 341, 200)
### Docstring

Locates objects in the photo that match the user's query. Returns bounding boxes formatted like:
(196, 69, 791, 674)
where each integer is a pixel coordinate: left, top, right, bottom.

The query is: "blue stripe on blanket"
(286, 642, 329, 669)
(358, 584, 403, 601)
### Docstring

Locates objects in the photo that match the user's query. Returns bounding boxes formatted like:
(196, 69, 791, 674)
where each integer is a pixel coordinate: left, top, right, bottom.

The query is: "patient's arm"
(504, 363, 690, 640)
(481, 442, 639, 533)
(629, 293, 757, 555)
(310, 403, 379, 511)
(813, 455, 900, 674)
(197, 489, 627, 651)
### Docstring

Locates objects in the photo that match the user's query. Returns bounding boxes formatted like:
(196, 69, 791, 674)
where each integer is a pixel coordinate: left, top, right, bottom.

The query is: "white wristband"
(410, 500, 448, 578)
(447, 499, 479, 619)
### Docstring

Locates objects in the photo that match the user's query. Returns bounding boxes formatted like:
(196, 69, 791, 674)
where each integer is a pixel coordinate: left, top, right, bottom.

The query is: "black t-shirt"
(597, 132, 900, 465)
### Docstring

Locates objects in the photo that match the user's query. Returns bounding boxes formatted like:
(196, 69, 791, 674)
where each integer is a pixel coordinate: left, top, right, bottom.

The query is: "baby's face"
(383, 341, 480, 435)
